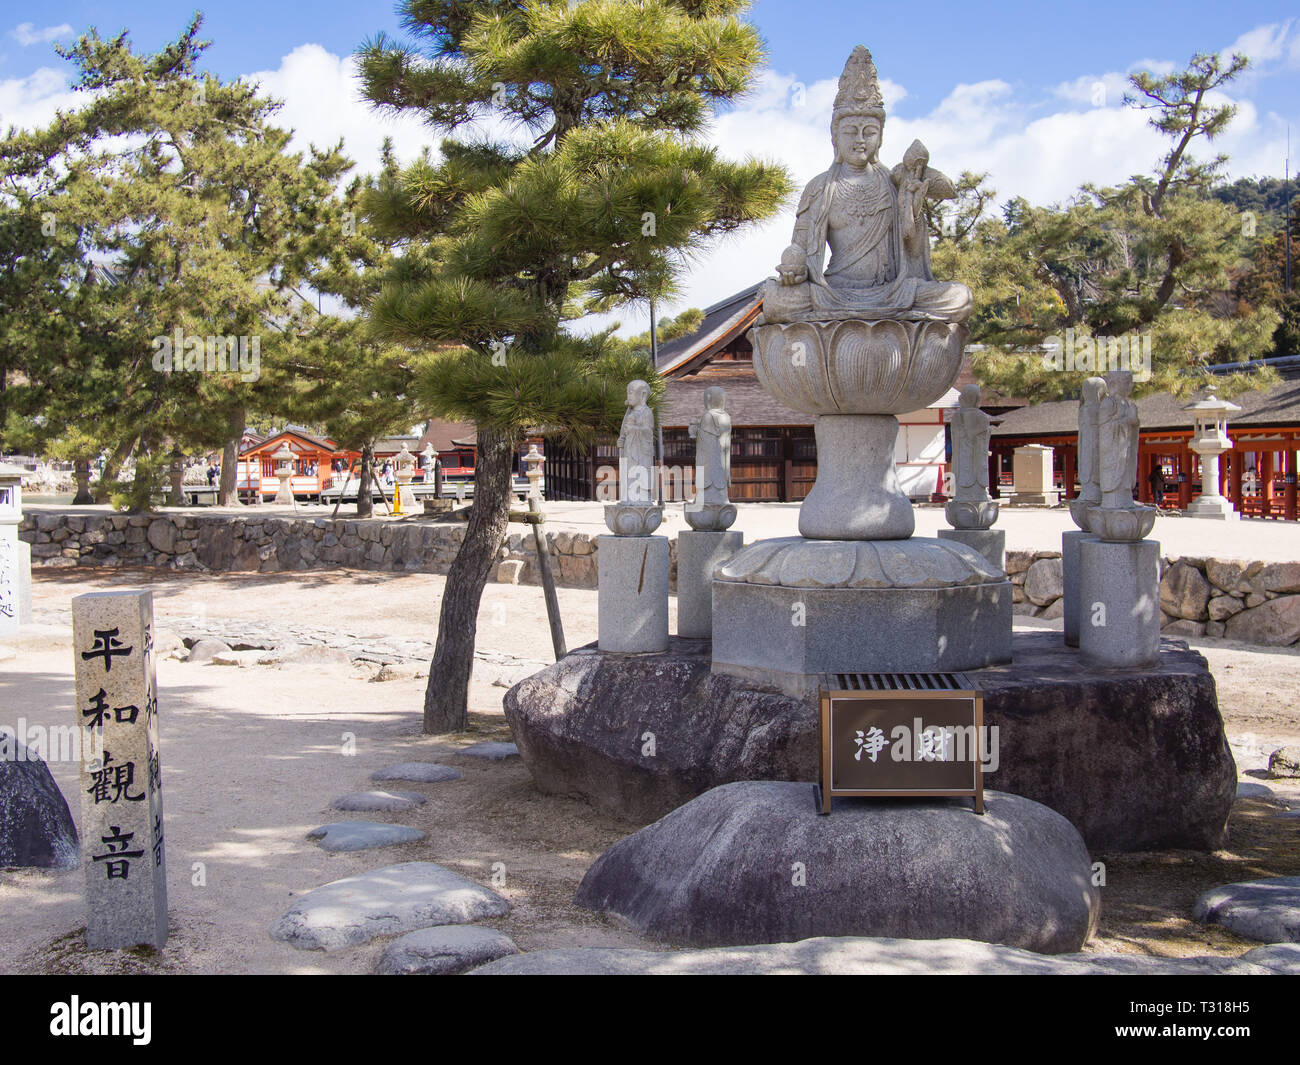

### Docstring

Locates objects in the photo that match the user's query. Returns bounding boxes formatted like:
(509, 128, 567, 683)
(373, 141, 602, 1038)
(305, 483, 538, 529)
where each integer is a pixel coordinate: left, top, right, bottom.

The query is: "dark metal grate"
(823, 672, 971, 692)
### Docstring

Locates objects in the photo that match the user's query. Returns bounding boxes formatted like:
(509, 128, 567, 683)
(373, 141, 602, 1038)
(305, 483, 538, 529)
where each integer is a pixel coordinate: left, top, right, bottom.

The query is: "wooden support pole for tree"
(508, 508, 566, 662)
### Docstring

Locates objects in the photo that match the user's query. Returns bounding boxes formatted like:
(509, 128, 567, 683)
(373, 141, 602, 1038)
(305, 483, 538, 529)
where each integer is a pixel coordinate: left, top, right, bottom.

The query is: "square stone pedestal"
(1011, 445, 1059, 506)
(677, 530, 743, 639)
(598, 535, 669, 653)
(937, 528, 1005, 572)
(1061, 529, 1096, 647)
(1078, 538, 1159, 668)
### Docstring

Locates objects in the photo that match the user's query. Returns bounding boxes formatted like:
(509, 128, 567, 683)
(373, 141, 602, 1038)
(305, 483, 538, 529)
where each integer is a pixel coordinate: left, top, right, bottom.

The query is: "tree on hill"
(932, 51, 1280, 401)
(356, 0, 793, 733)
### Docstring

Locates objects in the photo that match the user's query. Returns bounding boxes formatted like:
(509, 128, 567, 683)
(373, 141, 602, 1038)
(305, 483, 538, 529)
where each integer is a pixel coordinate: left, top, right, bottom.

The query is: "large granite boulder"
(1224, 595, 1300, 647)
(505, 633, 1235, 850)
(574, 782, 1098, 952)
(0, 739, 79, 868)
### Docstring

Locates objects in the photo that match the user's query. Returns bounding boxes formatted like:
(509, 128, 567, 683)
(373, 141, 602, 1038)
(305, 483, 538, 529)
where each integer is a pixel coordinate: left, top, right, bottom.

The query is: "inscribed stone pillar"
(73, 590, 167, 949)
(0, 539, 18, 637)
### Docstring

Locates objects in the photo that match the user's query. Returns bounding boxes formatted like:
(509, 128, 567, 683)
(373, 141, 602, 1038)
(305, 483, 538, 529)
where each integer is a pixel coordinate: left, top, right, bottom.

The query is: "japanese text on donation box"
(830, 697, 980, 794)
(79, 619, 162, 882)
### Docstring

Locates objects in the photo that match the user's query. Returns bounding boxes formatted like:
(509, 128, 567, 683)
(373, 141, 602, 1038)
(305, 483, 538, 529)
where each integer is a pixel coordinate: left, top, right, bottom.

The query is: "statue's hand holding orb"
(776, 244, 808, 286)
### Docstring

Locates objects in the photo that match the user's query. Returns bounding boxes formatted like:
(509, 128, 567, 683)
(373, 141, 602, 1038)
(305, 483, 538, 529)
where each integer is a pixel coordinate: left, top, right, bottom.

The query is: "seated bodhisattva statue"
(762, 46, 972, 326)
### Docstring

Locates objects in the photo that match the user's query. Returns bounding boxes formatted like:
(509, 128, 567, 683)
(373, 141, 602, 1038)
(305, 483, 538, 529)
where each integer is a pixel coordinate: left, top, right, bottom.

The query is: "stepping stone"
(1239, 943, 1300, 975)
(1236, 781, 1277, 800)
(371, 763, 462, 784)
(306, 822, 426, 852)
(457, 742, 519, 761)
(186, 637, 232, 664)
(1194, 876, 1300, 943)
(376, 925, 518, 975)
(331, 790, 427, 812)
(270, 861, 510, 951)
(467, 936, 1299, 976)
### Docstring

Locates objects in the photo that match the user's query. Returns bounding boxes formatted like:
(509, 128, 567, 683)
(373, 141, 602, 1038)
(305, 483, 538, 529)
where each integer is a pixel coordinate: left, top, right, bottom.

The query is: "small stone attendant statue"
(944, 384, 998, 530)
(1088, 369, 1156, 542)
(617, 379, 655, 504)
(606, 379, 663, 536)
(685, 386, 737, 531)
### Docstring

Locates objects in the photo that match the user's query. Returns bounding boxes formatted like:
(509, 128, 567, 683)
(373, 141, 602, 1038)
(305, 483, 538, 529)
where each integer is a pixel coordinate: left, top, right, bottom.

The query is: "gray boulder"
(470, 936, 1290, 975)
(1268, 746, 1300, 779)
(505, 633, 1236, 851)
(376, 925, 518, 975)
(574, 782, 1098, 953)
(1224, 595, 1300, 647)
(0, 739, 79, 868)
(1193, 877, 1300, 943)
(271, 861, 510, 951)
(1023, 557, 1063, 606)
(186, 637, 232, 664)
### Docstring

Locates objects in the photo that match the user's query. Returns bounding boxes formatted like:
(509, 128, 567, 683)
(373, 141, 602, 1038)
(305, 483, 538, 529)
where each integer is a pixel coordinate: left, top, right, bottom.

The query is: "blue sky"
(3, 2, 1299, 324)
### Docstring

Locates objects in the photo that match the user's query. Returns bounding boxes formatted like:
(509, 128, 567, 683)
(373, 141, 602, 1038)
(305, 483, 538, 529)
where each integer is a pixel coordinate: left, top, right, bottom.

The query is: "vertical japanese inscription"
(0, 538, 17, 637)
(73, 591, 167, 950)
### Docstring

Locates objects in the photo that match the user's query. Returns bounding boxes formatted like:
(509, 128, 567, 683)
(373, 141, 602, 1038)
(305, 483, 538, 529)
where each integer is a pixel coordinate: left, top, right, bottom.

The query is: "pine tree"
(356, 0, 792, 732)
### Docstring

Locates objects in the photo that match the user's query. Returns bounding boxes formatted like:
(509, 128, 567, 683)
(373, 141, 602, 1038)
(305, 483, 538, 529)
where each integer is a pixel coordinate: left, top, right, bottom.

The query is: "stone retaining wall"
(1008, 549, 1300, 647)
(16, 511, 648, 590)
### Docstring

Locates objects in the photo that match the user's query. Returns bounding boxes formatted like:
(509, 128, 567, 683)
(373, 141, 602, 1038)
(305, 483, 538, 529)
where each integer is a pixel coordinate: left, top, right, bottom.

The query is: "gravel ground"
(1, 566, 1296, 974)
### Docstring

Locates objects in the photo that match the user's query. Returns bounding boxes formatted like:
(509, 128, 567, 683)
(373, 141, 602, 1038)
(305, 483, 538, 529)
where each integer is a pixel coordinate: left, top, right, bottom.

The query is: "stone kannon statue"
(746, 45, 976, 541)
(762, 47, 971, 326)
(605, 379, 662, 535)
(685, 385, 737, 531)
(945, 384, 998, 530)
(1088, 369, 1156, 542)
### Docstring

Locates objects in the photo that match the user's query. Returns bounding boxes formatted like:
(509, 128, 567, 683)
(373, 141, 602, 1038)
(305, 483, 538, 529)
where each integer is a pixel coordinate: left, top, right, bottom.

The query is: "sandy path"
(1, 567, 1297, 974)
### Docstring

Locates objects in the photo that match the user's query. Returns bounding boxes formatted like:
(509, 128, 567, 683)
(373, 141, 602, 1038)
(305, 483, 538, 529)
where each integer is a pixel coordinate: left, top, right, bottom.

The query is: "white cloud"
(9, 22, 73, 47)
(1225, 20, 1294, 64)
(0, 65, 82, 130)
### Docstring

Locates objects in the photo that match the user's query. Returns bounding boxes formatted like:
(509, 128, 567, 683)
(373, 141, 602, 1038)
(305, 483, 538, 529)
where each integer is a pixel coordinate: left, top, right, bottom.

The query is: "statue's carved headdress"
(831, 45, 886, 135)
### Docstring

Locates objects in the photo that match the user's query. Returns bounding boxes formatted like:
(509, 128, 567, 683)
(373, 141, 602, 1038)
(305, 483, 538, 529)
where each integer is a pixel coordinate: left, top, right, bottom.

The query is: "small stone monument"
(523, 444, 545, 507)
(72, 590, 167, 949)
(394, 443, 417, 512)
(1011, 444, 1058, 506)
(0, 462, 30, 632)
(1078, 370, 1160, 668)
(938, 384, 1003, 569)
(679, 387, 742, 638)
(1062, 377, 1104, 646)
(272, 443, 295, 505)
(1183, 384, 1240, 521)
(599, 380, 668, 653)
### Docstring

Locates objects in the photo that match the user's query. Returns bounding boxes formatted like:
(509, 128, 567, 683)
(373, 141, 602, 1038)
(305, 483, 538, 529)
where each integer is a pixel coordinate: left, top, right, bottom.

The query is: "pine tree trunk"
(357, 443, 375, 519)
(94, 438, 133, 503)
(218, 406, 244, 507)
(423, 427, 516, 733)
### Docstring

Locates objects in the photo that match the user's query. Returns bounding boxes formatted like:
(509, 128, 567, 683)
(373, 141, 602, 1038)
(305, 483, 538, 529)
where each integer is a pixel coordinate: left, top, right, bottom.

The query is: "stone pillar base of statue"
(274, 479, 294, 505)
(710, 537, 1012, 697)
(1184, 494, 1238, 520)
(684, 501, 737, 532)
(1061, 529, 1096, 648)
(1078, 538, 1160, 669)
(598, 535, 669, 653)
(677, 530, 743, 639)
(398, 485, 416, 510)
(937, 528, 1005, 572)
(798, 415, 914, 541)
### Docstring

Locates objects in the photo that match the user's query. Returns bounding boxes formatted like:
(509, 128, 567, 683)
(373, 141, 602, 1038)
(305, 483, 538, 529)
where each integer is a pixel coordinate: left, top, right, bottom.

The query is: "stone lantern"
(0, 461, 30, 632)
(272, 443, 296, 505)
(523, 444, 545, 509)
(394, 444, 417, 512)
(1183, 384, 1240, 521)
